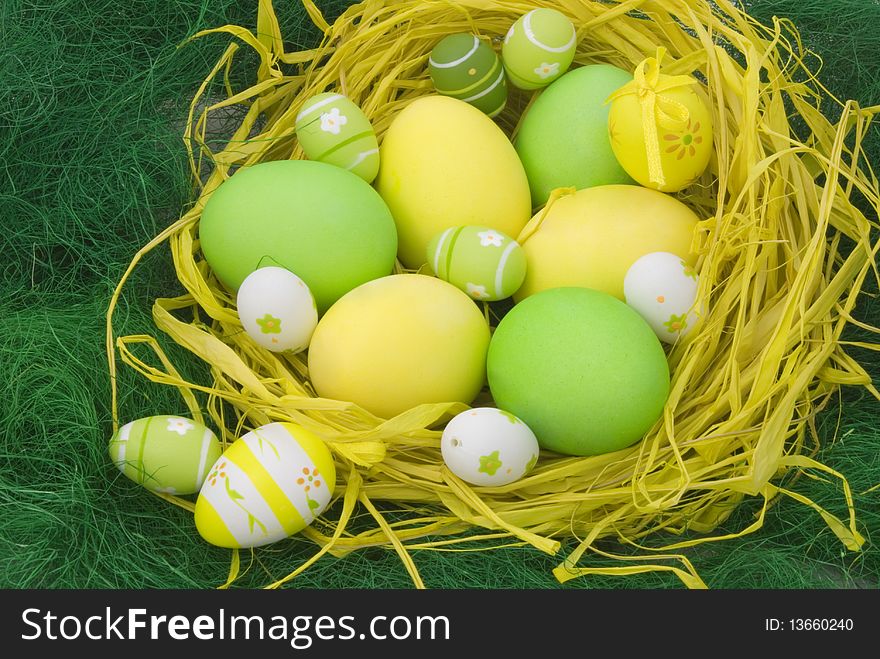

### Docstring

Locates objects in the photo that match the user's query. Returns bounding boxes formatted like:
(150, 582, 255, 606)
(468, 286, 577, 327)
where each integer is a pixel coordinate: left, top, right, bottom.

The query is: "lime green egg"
(515, 64, 634, 207)
(199, 159, 398, 313)
(429, 34, 508, 117)
(426, 225, 526, 301)
(487, 287, 670, 457)
(108, 415, 222, 495)
(502, 8, 576, 90)
(295, 93, 380, 183)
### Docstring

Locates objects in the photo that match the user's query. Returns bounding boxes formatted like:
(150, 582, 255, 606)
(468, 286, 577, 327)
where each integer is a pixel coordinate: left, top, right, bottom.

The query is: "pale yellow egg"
(514, 184, 700, 302)
(307, 274, 490, 419)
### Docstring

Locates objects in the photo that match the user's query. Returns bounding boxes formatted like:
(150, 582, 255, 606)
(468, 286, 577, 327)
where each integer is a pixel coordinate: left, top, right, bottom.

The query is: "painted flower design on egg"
(166, 417, 194, 436)
(534, 62, 560, 79)
(525, 453, 539, 473)
(497, 409, 522, 425)
(664, 119, 703, 160)
(320, 108, 348, 135)
(664, 313, 688, 334)
(153, 486, 179, 494)
(466, 283, 490, 300)
(477, 230, 504, 247)
(297, 467, 323, 511)
(681, 260, 698, 281)
(207, 461, 228, 488)
(256, 313, 282, 335)
(478, 450, 503, 476)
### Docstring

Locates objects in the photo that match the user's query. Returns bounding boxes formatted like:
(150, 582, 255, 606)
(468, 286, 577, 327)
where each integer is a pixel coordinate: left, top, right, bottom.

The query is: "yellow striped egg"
(194, 422, 336, 549)
(295, 93, 380, 183)
(108, 415, 222, 495)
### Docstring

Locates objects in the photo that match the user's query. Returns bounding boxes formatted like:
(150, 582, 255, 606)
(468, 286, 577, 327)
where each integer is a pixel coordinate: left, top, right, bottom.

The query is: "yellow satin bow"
(606, 47, 698, 188)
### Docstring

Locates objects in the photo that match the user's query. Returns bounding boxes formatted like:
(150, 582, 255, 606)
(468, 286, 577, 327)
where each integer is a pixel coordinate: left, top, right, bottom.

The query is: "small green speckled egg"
(109, 415, 222, 495)
(429, 33, 508, 117)
(426, 225, 527, 301)
(502, 8, 577, 90)
(295, 93, 380, 182)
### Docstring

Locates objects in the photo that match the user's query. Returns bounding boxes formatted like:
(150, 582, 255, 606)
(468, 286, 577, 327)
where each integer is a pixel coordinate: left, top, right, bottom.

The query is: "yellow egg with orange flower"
(607, 48, 713, 192)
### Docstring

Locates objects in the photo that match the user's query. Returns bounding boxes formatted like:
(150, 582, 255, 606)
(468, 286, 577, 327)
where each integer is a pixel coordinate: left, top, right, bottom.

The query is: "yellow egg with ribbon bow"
(606, 48, 713, 192)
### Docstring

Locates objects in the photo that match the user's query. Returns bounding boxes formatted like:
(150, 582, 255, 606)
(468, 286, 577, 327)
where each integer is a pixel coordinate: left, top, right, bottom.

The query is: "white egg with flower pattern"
(623, 251, 700, 344)
(236, 266, 318, 353)
(194, 422, 336, 549)
(441, 407, 540, 486)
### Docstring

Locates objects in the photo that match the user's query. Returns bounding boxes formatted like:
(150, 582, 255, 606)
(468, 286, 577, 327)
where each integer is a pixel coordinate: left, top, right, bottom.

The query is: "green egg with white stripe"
(429, 33, 508, 117)
(426, 225, 527, 302)
(108, 415, 222, 495)
(502, 8, 577, 90)
(194, 422, 336, 549)
(295, 93, 380, 183)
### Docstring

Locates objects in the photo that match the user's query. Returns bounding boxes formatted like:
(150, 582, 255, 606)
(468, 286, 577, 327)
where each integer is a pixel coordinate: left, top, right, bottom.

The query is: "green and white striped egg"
(426, 225, 527, 302)
(108, 415, 222, 495)
(428, 33, 508, 117)
(295, 93, 380, 183)
(502, 8, 577, 90)
(194, 422, 336, 549)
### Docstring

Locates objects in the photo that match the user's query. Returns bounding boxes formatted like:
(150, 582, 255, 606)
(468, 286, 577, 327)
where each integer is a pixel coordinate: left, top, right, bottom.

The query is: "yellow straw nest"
(107, 0, 880, 589)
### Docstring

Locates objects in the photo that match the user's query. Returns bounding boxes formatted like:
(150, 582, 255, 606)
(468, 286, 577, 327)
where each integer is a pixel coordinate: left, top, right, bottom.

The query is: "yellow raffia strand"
(105, 0, 880, 588)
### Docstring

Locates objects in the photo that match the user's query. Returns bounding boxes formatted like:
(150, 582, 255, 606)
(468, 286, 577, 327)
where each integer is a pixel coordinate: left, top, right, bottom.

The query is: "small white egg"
(236, 266, 318, 353)
(441, 407, 540, 486)
(624, 251, 700, 344)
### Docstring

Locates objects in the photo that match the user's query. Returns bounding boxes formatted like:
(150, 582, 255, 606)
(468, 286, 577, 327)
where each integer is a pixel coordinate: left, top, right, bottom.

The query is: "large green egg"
(515, 64, 634, 208)
(199, 160, 398, 313)
(487, 287, 670, 456)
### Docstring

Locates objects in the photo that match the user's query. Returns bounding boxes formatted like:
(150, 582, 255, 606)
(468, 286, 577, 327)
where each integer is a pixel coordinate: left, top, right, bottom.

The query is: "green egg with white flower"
(429, 33, 508, 117)
(502, 8, 577, 90)
(295, 92, 380, 183)
(108, 415, 222, 495)
(426, 225, 527, 301)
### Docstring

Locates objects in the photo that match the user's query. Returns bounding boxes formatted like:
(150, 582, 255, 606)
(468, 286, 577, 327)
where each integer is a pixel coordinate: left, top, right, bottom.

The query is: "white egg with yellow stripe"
(295, 93, 380, 183)
(108, 415, 222, 495)
(194, 422, 336, 549)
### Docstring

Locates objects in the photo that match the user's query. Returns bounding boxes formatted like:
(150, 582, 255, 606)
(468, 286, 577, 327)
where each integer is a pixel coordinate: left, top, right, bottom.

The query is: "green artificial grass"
(1, 0, 878, 589)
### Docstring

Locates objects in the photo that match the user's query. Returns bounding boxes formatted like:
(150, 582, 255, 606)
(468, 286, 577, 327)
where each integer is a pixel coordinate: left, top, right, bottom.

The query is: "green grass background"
(1, 0, 878, 589)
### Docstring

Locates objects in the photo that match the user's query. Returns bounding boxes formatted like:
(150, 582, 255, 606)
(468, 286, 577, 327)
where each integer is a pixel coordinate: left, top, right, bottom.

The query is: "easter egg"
(236, 266, 318, 353)
(375, 95, 531, 269)
(515, 184, 699, 302)
(624, 251, 700, 343)
(429, 34, 507, 117)
(308, 274, 490, 419)
(487, 287, 670, 456)
(441, 407, 539, 486)
(108, 416, 222, 495)
(515, 64, 634, 207)
(294, 93, 380, 183)
(501, 8, 576, 90)
(194, 422, 336, 549)
(426, 225, 526, 301)
(200, 159, 397, 313)
(607, 51, 713, 192)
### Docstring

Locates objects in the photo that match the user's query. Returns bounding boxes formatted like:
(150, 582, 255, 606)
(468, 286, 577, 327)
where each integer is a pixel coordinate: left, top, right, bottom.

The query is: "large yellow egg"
(375, 96, 531, 269)
(515, 185, 700, 301)
(308, 274, 490, 419)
